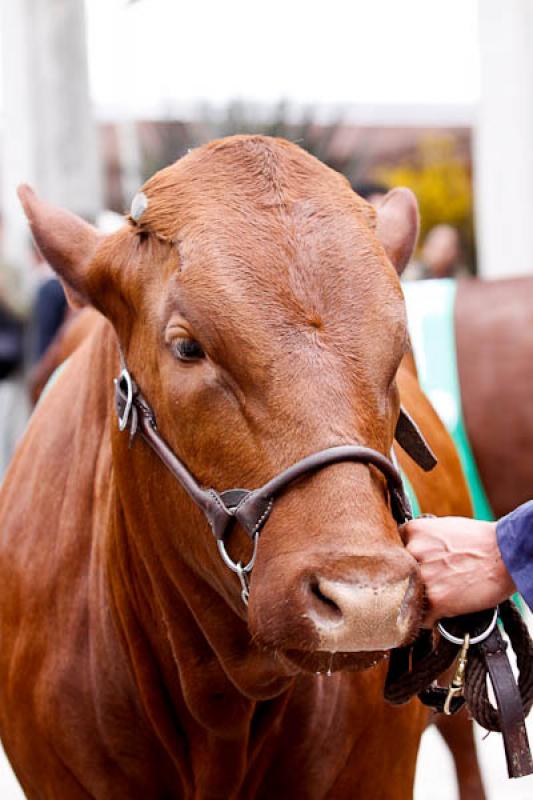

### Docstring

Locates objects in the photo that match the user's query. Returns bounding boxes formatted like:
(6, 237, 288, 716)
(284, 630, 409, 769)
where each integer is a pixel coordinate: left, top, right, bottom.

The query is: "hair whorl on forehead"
(126, 135, 376, 243)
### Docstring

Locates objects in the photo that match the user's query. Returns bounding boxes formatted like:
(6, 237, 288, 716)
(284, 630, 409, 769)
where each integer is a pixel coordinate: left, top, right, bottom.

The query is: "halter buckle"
(115, 368, 134, 432)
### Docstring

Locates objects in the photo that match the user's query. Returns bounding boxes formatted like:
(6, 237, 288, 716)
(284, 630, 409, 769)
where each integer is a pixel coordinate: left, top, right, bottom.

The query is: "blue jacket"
(497, 501, 533, 611)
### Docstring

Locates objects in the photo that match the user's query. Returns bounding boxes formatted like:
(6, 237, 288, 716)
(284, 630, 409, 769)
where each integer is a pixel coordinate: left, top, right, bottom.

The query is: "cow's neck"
(103, 355, 297, 771)
(94, 325, 396, 799)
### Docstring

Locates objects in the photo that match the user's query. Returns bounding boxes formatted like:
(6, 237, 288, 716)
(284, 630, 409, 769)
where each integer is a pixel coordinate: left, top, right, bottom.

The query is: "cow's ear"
(17, 184, 102, 309)
(375, 188, 419, 275)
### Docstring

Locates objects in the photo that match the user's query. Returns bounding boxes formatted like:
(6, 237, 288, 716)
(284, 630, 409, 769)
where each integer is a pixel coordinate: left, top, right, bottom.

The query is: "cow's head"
(19, 136, 422, 673)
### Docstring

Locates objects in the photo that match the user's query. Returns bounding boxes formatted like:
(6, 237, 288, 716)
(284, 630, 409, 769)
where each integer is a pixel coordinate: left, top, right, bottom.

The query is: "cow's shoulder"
(0, 315, 160, 792)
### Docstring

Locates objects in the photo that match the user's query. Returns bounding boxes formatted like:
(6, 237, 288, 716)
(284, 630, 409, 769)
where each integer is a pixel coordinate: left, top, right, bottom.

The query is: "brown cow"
(456, 276, 533, 518)
(0, 136, 470, 799)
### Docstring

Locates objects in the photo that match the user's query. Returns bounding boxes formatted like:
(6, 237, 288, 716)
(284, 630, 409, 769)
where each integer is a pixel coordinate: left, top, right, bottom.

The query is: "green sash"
(402, 279, 493, 521)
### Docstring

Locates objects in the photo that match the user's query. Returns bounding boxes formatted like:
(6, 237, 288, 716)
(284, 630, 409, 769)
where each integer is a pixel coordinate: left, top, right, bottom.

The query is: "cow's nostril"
(308, 578, 343, 623)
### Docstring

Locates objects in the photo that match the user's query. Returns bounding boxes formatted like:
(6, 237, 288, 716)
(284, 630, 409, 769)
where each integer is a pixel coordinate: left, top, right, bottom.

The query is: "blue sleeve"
(496, 500, 533, 611)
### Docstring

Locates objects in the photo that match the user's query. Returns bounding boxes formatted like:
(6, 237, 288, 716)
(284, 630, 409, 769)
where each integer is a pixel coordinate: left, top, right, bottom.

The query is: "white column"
(116, 119, 143, 209)
(1, 0, 35, 272)
(475, 0, 533, 278)
(1, 0, 102, 273)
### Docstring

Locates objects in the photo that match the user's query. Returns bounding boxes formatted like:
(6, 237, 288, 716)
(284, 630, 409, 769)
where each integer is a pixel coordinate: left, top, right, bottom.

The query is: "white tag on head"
(130, 191, 148, 222)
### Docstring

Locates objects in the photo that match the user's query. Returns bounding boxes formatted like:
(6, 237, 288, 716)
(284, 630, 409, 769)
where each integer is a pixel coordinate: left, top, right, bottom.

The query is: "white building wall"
(1, 0, 102, 273)
(475, 0, 533, 278)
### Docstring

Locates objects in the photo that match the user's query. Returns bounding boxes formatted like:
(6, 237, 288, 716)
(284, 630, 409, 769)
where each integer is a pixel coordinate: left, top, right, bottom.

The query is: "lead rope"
(385, 600, 533, 778)
(113, 349, 533, 775)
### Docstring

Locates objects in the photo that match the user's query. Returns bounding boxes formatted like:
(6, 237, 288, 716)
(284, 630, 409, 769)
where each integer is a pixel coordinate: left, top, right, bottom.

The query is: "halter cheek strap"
(395, 407, 437, 471)
(113, 357, 533, 779)
(113, 361, 436, 606)
(114, 365, 422, 538)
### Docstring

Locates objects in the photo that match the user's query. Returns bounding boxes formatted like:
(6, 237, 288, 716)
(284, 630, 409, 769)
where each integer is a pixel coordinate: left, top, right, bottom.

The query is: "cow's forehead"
(130, 135, 376, 245)
(125, 135, 405, 353)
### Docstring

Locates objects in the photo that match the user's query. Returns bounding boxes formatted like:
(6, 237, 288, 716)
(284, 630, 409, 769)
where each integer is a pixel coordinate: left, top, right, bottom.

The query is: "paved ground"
(0, 748, 23, 799)
(2, 717, 533, 798)
(415, 719, 533, 800)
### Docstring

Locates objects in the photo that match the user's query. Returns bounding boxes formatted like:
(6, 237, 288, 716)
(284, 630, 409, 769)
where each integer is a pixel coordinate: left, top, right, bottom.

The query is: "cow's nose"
(305, 571, 420, 652)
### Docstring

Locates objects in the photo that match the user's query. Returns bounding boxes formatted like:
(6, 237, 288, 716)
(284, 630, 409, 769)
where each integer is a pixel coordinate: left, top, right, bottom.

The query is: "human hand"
(402, 516, 515, 627)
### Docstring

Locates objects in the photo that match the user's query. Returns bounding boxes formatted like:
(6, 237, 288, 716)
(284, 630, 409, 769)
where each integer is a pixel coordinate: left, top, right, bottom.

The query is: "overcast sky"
(85, 0, 480, 118)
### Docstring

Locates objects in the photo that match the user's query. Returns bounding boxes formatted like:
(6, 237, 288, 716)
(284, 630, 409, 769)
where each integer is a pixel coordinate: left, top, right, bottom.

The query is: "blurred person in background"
(353, 183, 467, 281)
(352, 179, 389, 207)
(26, 245, 69, 406)
(31, 245, 67, 362)
(0, 233, 34, 480)
(404, 223, 466, 280)
(0, 227, 70, 478)
(0, 302, 25, 381)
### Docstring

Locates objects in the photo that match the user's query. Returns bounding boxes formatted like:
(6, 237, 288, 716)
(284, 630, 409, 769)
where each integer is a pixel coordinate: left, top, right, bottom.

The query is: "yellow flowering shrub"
(375, 136, 474, 262)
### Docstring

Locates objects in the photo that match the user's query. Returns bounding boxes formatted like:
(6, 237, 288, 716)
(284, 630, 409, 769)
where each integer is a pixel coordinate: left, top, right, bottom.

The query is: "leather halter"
(114, 362, 435, 604)
(113, 359, 533, 778)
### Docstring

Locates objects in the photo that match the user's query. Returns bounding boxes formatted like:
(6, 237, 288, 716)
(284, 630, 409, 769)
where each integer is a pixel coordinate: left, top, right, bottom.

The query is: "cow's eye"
(172, 338, 205, 362)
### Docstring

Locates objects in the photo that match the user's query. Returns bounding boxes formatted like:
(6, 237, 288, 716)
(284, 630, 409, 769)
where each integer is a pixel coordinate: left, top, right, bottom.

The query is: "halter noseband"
(113, 357, 533, 780)
(114, 360, 435, 606)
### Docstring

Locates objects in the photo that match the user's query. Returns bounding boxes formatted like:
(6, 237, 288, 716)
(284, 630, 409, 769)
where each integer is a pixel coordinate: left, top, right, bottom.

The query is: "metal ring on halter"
(437, 607, 499, 646)
(217, 532, 259, 575)
(115, 368, 133, 432)
(217, 534, 259, 606)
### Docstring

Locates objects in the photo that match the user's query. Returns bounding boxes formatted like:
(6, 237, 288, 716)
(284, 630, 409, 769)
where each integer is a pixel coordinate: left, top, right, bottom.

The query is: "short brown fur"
(0, 137, 471, 798)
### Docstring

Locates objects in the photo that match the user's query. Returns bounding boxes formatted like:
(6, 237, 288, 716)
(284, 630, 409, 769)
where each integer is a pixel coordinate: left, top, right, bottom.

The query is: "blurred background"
(1, 1, 533, 798)
(0, 0, 489, 277)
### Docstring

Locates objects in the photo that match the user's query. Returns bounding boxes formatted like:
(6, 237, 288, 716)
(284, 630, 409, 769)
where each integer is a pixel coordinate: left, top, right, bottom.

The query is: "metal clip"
(444, 633, 470, 715)
(217, 533, 258, 608)
(235, 562, 250, 606)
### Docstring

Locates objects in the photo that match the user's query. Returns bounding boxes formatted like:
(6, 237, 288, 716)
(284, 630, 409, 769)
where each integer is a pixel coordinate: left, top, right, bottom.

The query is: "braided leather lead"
(463, 601, 533, 732)
(385, 601, 533, 725)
